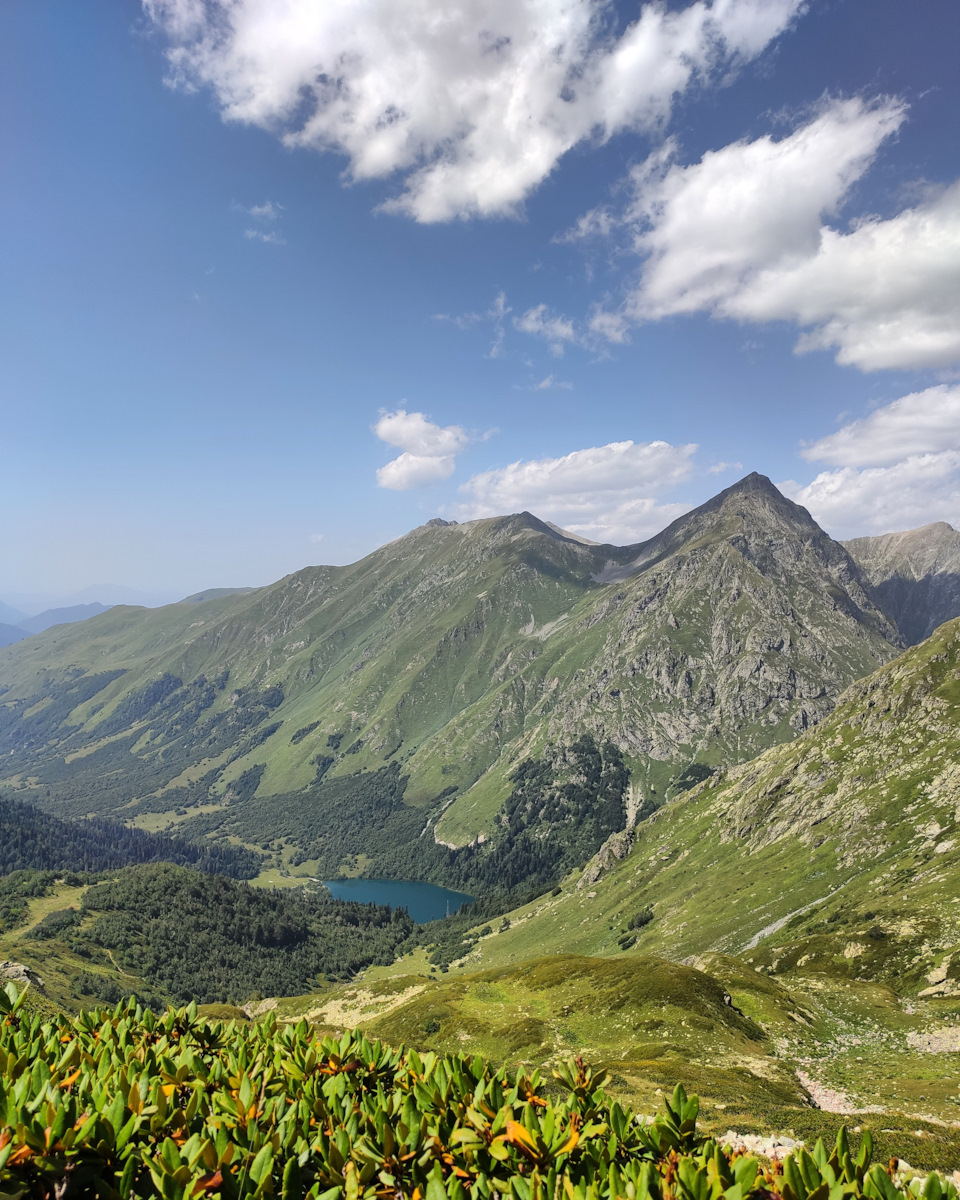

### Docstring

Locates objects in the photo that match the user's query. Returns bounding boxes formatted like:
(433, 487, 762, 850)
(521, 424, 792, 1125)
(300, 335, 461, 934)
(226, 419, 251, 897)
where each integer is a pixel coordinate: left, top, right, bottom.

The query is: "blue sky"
(2, 0, 959, 607)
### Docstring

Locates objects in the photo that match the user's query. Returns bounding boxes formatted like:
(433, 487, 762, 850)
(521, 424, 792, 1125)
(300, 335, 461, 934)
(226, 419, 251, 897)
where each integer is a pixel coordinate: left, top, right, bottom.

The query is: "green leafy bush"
(0, 982, 954, 1200)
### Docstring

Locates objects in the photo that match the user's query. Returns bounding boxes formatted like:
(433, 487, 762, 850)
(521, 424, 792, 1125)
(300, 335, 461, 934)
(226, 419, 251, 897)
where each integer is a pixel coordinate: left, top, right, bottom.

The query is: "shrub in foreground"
(0, 984, 954, 1200)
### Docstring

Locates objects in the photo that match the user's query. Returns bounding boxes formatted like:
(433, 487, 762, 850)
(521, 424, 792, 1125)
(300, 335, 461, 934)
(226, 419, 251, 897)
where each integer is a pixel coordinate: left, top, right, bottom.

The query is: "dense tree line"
(58, 863, 416, 1004)
(180, 762, 428, 876)
(0, 796, 261, 878)
(180, 737, 629, 921)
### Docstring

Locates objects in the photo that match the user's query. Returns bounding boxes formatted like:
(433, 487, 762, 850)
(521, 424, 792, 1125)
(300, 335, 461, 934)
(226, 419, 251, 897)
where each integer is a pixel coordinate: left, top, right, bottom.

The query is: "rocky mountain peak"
(601, 473, 836, 584)
(844, 521, 960, 645)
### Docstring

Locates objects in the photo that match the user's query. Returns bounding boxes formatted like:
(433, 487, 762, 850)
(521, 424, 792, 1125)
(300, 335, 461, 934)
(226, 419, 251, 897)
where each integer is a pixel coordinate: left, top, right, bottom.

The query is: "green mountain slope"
(270, 951, 960, 1145)
(463, 615, 960, 993)
(0, 475, 901, 870)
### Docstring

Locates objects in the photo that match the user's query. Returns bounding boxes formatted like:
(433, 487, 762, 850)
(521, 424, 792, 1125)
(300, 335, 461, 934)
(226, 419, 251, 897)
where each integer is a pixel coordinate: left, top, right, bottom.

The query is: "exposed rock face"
(577, 829, 635, 888)
(552, 474, 901, 766)
(845, 522, 960, 645)
(0, 960, 44, 992)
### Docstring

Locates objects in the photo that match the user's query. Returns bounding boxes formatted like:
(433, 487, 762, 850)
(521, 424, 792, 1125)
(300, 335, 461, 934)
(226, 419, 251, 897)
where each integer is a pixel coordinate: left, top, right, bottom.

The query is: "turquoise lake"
(321, 878, 474, 924)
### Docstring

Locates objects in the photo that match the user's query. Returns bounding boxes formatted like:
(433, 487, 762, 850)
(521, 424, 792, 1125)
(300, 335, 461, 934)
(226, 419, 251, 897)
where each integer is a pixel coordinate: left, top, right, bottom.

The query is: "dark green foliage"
(290, 721, 320, 745)
(446, 736, 629, 894)
(259, 685, 284, 710)
(228, 764, 267, 804)
(72, 863, 415, 1003)
(629, 906, 655, 930)
(0, 795, 261, 878)
(186, 763, 420, 877)
(232, 721, 282, 757)
(617, 907, 655, 949)
(312, 754, 335, 781)
(70, 971, 128, 1006)
(672, 763, 717, 793)
(97, 672, 184, 735)
(23, 906, 83, 940)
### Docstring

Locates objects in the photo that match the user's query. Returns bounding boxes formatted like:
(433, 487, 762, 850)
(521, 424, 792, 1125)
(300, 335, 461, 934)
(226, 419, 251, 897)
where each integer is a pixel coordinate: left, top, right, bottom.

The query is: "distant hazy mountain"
(0, 602, 28, 627)
(844, 521, 960, 645)
(2, 585, 177, 613)
(0, 623, 27, 648)
(18, 603, 112, 635)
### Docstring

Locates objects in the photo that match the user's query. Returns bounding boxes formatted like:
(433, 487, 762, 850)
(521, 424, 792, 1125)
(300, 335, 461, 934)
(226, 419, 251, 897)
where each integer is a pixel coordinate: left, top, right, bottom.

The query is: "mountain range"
(0, 601, 113, 645)
(1, 473, 957, 879)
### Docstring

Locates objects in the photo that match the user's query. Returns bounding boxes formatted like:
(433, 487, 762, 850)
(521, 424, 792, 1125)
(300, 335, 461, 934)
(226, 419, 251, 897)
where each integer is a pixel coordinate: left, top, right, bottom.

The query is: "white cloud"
(555, 206, 617, 243)
(456, 438, 695, 541)
(514, 305, 577, 356)
(588, 96, 960, 372)
(625, 96, 906, 316)
(529, 375, 572, 391)
(374, 409, 469, 489)
(247, 200, 283, 220)
(244, 229, 286, 244)
(801, 385, 960, 467)
(144, 0, 804, 223)
(784, 386, 960, 535)
(588, 308, 631, 344)
(785, 455, 960, 537)
(735, 182, 960, 371)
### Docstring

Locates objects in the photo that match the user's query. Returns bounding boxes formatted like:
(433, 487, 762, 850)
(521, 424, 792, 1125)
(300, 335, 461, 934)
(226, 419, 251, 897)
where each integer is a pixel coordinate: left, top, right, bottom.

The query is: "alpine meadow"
(3, 1, 960, 1197)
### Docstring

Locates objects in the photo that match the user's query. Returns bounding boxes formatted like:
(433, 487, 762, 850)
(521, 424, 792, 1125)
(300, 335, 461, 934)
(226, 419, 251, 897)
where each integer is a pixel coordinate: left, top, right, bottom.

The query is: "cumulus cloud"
(455, 439, 695, 542)
(144, 0, 804, 223)
(787, 455, 960, 537)
(627, 98, 906, 314)
(374, 409, 469, 489)
(736, 182, 960, 370)
(801, 385, 960, 467)
(784, 386, 960, 534)
(587, 96, 960, 371)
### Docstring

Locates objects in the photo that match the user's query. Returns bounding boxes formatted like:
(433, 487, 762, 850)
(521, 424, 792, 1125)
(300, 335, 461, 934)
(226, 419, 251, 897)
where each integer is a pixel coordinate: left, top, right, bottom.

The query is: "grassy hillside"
(258, 947, 960, 1161)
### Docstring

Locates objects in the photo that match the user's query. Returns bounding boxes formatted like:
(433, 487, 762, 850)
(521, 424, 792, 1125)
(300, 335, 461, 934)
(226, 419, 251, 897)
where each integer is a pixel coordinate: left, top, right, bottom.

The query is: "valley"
(3, 474, 960, 1176)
